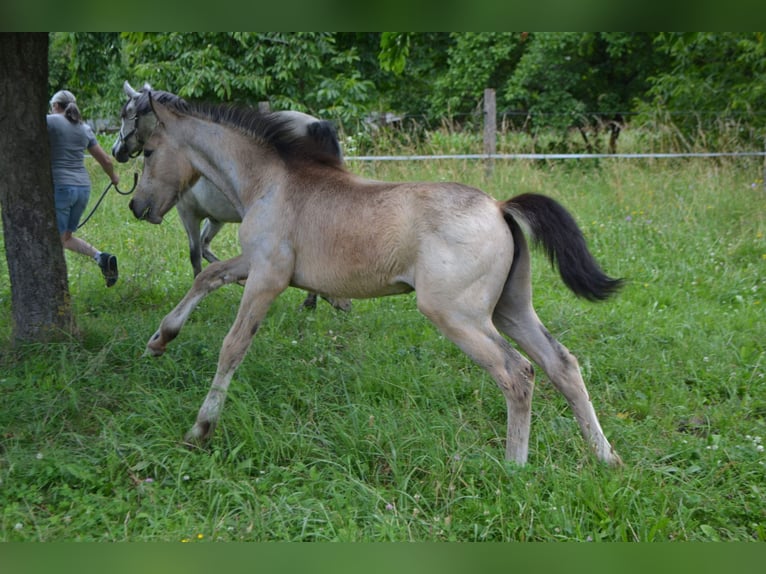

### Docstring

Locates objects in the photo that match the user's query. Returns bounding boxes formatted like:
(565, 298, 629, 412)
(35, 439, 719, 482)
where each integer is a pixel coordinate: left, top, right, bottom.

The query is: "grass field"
(1, 136, 764, 541)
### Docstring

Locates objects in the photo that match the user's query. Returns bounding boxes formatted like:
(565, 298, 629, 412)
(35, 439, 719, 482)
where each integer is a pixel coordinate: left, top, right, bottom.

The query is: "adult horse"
(113, 81, 349, 311)
(130, 96, 624, 466)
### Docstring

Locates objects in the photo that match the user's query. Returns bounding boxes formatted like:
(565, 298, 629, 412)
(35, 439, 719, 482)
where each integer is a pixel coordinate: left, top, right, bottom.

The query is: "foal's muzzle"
(129, 198, 163, 224)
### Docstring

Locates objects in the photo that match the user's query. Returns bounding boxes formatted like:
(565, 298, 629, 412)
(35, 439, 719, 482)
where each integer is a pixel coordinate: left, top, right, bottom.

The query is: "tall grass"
(0, 133, 764, 541)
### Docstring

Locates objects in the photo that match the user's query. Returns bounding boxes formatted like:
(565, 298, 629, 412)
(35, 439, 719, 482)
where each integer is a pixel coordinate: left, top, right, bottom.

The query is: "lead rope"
(77, 172, 138, 229)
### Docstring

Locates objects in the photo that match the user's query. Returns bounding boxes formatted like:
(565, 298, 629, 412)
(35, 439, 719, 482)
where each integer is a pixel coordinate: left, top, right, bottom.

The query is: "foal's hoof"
(144, 331, 166, 357)
(183, 420, 216, 448)
(605, 451, 624, 467)
(596, 443, 624, 467)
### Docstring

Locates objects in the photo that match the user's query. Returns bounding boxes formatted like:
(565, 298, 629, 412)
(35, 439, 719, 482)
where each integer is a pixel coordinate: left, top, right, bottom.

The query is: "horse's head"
(112, 81, 157, 162)
(129, 96, 199, 224)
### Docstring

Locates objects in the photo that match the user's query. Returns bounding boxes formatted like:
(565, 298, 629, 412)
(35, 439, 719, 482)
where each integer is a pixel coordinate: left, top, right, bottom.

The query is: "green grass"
(1, 138, 765, 541)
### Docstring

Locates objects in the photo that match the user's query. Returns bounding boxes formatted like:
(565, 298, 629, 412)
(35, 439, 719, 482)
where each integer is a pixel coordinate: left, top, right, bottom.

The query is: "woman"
(47, 89, 120, 287)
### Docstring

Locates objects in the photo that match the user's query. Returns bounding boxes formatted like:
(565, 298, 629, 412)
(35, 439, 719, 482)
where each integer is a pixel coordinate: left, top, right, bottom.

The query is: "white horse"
(130, 95, 624, 466)
(113, 81, 349, 311)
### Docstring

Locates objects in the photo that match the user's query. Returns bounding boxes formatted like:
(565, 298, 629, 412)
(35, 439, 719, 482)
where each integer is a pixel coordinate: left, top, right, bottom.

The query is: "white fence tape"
(345, 152, 766, 161)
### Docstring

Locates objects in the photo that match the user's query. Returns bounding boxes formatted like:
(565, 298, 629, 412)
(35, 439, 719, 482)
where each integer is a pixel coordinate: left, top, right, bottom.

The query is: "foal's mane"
(128, 88, 188, 116)
(133, 88, 343, 169)
(189, 101, 344, 168)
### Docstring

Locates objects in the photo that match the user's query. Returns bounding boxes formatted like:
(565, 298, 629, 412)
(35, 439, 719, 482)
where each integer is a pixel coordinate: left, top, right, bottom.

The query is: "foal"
(131, 97, 624, 466)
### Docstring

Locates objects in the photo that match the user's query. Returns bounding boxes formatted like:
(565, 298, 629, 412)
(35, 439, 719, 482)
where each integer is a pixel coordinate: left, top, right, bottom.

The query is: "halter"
(117, 112, 143, 159)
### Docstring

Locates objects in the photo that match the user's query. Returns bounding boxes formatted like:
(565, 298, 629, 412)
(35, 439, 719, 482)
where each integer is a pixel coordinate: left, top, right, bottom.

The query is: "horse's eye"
(143, 149, 154, 158)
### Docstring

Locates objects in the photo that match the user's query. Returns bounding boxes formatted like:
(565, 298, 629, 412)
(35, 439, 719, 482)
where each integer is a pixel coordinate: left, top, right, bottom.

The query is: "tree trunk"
(0, 33, 76, 343)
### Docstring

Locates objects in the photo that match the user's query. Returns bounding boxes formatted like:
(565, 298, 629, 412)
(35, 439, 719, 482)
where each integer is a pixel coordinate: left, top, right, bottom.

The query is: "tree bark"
(0, 33, 76, 343)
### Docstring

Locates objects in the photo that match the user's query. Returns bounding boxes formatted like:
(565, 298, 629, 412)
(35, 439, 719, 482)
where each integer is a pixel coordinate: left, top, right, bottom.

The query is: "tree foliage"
(123, 32, 374, 125)
(49, 32, 126, 122)
(429, 32, 525, 126)
(636, 32, 766, 145)
(504, 33, 666, 132)
(47, 32, 765, 146)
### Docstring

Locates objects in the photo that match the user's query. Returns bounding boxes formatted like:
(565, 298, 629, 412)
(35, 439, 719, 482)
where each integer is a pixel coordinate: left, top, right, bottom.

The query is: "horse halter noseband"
(117, 112, 143, 159)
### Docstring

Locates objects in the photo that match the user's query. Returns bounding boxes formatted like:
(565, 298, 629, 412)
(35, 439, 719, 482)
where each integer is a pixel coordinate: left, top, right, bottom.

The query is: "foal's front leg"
(184, 267, 291, 445)
(145, 255, 250, 356)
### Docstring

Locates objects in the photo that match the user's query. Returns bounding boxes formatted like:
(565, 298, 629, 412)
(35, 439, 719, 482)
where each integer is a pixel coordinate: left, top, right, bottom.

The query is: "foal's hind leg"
(418, 298, 536, 465)
(495, 305, 621, 465)
(145, 255, 250, 357)
(493, 239, 622, 465)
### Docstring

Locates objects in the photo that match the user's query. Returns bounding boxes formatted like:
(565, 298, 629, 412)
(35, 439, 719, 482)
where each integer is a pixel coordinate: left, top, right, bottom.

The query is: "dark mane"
(187, 101, 344, 169)
(139, 96, 341, 169)
(132, 88, 189, 116)
(126, 86, 343, 168)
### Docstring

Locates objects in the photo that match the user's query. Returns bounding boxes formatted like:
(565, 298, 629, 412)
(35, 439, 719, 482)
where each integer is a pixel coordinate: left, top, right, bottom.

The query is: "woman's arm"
(88, 143, 120, 186)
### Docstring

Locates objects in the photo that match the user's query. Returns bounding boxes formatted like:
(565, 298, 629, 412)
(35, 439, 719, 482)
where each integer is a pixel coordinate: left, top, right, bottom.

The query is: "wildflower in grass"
(14, 523, 23, 531)
(144, 477, 154, 483)
(385, 503, 394, 511)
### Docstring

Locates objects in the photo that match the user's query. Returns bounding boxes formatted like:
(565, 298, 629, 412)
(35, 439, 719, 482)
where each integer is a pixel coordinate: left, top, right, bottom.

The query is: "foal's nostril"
(129, 199, 148, 220)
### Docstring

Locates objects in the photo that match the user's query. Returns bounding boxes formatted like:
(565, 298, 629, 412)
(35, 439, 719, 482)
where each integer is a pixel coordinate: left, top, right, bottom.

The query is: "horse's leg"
(419, 299, 536, 465)
(145, 255, 250, 356)
(184, 261, 291, 445)
(321, 295, 352, 312)
(300, 292, 317, 310)
(176, 202, 204, 276)
(200, 218, 225, 264)
(299, 292, 352, 312)
(415, 250, 535, 465)
(493, 228, 622, 465)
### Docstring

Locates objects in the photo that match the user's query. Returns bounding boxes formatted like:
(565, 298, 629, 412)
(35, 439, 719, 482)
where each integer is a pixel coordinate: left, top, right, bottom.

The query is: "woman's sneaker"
(98, 252, 118, 287)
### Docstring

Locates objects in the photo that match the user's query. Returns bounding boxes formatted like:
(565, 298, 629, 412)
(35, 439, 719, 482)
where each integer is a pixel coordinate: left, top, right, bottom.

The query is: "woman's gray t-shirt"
(46, 114, 97, 187)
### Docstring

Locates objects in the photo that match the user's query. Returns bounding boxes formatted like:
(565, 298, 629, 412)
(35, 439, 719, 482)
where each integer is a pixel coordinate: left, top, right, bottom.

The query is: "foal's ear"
(147, 92, 181, 126)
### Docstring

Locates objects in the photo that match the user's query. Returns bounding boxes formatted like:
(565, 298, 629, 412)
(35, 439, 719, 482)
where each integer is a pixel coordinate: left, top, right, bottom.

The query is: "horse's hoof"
(605, 451, 624, 467)
(301, 293, 318, 310)
(144, 331, 166, 357)
(183, 420, 215, 447)
(326, 297, 352, 312)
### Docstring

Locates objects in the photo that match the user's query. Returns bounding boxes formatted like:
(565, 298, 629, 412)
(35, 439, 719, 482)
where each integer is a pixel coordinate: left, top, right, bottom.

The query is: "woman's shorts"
(54, 185, 91, 233)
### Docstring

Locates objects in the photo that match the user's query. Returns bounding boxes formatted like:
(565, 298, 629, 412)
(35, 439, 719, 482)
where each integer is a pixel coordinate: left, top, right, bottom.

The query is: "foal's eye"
(143, 149, 154, 158)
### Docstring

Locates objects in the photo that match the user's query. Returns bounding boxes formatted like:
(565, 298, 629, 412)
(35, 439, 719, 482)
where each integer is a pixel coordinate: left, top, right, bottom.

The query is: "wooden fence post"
(483, 88, 496, 176)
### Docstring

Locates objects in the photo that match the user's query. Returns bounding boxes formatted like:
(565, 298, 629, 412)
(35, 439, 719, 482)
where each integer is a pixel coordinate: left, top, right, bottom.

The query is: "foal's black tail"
(502, 193, 623, 301)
